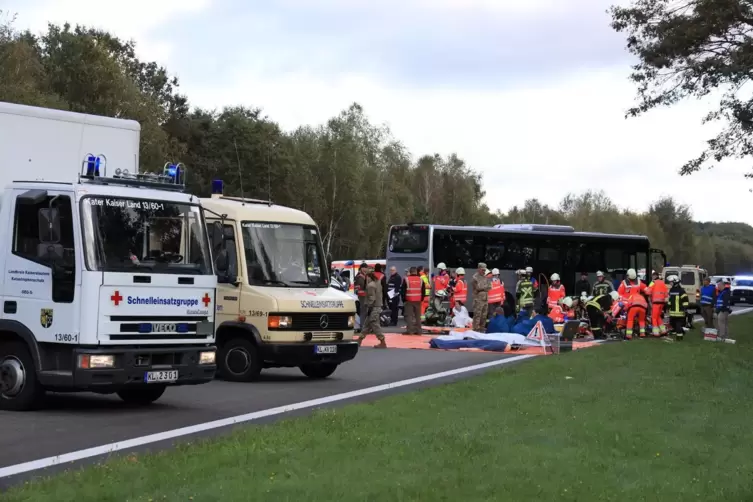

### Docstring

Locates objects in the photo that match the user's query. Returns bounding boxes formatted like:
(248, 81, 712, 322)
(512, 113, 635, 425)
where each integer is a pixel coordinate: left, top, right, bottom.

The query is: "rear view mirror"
(215, 248, 229, 273)
(38, 207, 61, 244)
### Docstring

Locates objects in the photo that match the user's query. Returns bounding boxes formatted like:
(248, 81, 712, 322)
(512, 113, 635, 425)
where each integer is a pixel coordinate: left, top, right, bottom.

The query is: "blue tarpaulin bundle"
(429, 338, 509, 352)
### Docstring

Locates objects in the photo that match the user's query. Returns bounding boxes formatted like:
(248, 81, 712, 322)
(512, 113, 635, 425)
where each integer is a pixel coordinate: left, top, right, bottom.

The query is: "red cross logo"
(202, 293, 211, 307)
(111, 291, 123, 306)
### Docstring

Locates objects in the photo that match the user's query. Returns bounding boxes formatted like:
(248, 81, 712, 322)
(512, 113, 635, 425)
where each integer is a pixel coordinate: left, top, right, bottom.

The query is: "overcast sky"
(6, 0, 752, 223)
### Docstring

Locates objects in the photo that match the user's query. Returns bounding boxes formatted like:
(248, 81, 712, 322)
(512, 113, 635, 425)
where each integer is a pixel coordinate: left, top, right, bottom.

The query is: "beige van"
(663, 265, 708, 313)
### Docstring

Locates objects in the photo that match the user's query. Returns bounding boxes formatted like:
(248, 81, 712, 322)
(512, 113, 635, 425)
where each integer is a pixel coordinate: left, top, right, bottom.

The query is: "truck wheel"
(117, 385, 166, 405)
(0, 341, 44, 411)
(299, 363, 338, 379)
(219, 338, 262, 382)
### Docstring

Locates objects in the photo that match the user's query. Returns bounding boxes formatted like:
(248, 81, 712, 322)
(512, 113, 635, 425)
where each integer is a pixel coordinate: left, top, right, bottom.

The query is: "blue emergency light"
(86, 155, 102, 177)
(345, 260, 354, 266)
(212, 179, 224, 195)
(165, 163, 180, 179)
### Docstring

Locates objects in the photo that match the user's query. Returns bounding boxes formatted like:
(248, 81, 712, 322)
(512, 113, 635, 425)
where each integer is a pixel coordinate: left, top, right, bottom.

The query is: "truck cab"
(0, 162, 218, 410)
(201, 180, 358, 382)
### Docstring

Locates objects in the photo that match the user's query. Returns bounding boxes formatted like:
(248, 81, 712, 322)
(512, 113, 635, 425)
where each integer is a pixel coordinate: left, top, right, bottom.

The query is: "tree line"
(1, 14, 752, 274)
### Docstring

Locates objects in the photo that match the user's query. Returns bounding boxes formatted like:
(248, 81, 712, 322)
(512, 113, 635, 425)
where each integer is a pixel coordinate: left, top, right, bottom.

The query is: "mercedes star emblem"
(319, 314, 329, 329)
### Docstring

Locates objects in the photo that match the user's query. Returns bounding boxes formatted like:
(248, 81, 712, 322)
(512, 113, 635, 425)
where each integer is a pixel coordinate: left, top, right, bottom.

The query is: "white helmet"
(525, 266, 533, 274)
(492, 268, 500, 275)
(668, 274, 679, 283)
(562, 297, 573, 308)
(596, 270, 604, 277)
(437, 262, 447, 270)
(517, 269, 525, 275)
(627, 268, 637, 280)
(550, 273, 560, 281)
(456, 267, 466, 275)
(610, 291, 620, 301)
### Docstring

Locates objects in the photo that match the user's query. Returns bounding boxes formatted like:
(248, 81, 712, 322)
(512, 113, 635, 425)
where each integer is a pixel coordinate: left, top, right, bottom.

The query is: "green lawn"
(7, 314, 753, 502)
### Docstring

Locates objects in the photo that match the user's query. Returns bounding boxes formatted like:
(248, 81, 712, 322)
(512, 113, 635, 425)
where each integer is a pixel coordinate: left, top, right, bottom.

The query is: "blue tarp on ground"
(429, 338, 509, 352)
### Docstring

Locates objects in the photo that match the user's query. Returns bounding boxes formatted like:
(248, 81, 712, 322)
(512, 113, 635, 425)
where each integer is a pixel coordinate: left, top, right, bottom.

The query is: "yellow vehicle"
(201, 181, 358, 381)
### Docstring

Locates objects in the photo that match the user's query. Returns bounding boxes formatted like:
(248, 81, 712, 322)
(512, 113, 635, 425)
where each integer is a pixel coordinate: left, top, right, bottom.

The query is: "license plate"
(144, 370, 178, 383)
(314, 345, 337, 354)
(740, 297, 746, 302)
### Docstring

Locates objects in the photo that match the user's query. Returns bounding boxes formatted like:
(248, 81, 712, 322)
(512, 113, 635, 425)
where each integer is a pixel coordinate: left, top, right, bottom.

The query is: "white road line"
(3, 306, 750, 480)
(0, 354, 536, 479)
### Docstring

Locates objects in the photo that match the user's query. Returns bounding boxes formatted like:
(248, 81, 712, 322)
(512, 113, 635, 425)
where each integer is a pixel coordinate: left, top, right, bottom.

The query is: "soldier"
(471, 262, 491, 331)
(358, 268, 388, 348)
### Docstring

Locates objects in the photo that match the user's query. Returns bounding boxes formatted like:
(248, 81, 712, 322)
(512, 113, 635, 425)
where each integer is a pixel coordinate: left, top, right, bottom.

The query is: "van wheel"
(299, 363, 338, 379)
(117, 385, 166, 405)
(0, 341, 44, 411)
(219, 338, 262, 382)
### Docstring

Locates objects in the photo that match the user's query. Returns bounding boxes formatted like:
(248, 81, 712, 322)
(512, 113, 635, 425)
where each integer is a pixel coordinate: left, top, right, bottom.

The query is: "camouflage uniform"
(358, 276, 387, 347)
(472, 265, 491, 331)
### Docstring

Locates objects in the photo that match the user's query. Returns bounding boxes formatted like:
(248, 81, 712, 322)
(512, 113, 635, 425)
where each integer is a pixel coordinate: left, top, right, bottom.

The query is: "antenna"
(266, 142, 273, 206)
(233, 139, 245, 205)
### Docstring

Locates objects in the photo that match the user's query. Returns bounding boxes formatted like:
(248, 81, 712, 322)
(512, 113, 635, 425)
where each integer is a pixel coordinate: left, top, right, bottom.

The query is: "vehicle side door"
(2, 189, 81, 344)
(206, 219, 241, 322)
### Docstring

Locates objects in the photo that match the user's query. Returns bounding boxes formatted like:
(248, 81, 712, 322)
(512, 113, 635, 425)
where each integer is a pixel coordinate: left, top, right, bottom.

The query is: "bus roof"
(400, 223, 650, 242)
(201, 195, 316, 226)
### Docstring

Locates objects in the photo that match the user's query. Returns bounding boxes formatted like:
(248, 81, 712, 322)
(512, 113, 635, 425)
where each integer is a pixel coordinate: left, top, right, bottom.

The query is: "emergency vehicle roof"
(200, 196, 316, 226)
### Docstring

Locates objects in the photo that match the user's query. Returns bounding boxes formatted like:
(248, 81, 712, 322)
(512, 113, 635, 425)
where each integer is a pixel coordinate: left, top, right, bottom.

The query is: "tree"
(610, 0, 753, 175)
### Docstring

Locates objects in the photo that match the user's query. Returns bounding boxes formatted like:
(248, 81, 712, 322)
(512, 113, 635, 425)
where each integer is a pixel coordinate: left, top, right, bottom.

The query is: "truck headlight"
(347, 315, 355, 328)
(199, 351, 216, 365)
(78, 354, 115, 369)
(268, 315, 292, 329)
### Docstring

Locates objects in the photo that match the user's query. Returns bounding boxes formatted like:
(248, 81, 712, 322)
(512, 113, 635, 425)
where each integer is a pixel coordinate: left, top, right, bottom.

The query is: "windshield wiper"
(262, 279, 291, 287)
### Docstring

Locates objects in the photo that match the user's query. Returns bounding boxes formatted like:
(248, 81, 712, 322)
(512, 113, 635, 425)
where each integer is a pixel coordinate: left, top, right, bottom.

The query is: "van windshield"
(80, 196, 212, 274)
(241, 221, 328, 287)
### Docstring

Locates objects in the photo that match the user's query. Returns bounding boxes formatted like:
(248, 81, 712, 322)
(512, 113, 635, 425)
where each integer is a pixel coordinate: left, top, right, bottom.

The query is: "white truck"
(0, 102, 218, 411)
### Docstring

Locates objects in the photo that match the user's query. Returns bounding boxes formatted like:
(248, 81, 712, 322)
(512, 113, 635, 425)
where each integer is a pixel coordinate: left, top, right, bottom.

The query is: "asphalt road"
(1, 305, 749, 488)
(0, 346, 517, 486)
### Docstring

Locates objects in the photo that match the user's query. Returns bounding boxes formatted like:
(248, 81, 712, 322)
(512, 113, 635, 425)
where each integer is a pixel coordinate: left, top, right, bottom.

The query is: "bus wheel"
(300, 363, 338, 379)
(0, 341, 44, 411)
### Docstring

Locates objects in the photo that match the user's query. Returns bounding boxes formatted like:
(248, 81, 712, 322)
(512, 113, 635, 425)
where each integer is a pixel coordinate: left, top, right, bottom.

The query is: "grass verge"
(7, 314, 753, 501)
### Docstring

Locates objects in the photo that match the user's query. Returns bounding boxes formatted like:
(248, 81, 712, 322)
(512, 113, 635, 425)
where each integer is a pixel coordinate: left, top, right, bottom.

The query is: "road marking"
(3, 306, 750, 480)
(0, 354, 536, 479)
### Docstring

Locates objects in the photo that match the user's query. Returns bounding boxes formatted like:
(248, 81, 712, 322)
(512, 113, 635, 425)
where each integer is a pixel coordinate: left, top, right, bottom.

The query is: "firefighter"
(417, 266, 431, 321)
(487, 268, 504, 319)
(547, 273, 566, 309)
(433, 262, 450, 296)
(626, 289, 648, 339)
(667, 275, 689, 340)
(646, 270, 668, 336)
(618, 268, 645, 299)
(592, 271, 614, 296)
(400, 267, 425, 335)
(586, 291, 620, 340)
(516, 269, 534, 313)
(451, 267, 467, 308)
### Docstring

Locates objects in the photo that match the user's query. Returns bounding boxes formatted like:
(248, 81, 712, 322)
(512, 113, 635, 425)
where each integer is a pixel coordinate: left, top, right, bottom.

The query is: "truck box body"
(0, 101, 217, 410)
(0, 101, 140, 182)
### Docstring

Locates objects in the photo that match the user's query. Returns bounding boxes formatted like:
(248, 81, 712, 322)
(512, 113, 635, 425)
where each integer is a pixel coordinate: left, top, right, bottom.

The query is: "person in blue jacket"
(512, 302, 556, 335)
(487, 304, 516, 333)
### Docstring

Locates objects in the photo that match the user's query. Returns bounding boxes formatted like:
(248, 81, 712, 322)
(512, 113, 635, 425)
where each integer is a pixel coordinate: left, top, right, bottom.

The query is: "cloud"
(4, 0, 750, 225)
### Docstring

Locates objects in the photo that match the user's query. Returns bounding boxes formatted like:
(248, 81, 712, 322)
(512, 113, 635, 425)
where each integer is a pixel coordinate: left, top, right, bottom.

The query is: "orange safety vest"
(628, 293, 647, 309)
(618, 279, 644, 298)
(488, 277, 503, 303)
(548, 304, 564, 323)
(433, 273, 450, 292)
(647, 280, 668, 303)
(547, 284, 566, 306)
(374, 271, 384, 281)
(452, 278, 467, 304)
(405, 275, 423, 302)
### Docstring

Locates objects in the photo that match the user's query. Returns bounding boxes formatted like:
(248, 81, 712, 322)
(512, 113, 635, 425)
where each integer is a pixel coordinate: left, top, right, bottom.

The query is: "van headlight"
(347, 315, 355, 328)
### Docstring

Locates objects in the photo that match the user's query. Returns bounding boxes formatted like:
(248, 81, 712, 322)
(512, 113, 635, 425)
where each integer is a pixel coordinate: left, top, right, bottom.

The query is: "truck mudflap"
(39, 345, 217, 391)
(260, 341, 359, 368)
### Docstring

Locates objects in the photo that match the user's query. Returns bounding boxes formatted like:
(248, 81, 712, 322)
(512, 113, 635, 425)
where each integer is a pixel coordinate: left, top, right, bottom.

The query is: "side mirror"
(38, 207, 61, 244)
(215, 249, 229, 273)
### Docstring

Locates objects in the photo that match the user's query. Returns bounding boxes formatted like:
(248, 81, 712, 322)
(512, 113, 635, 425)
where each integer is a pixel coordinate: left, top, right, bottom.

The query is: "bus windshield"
(388, 226, 429, 253)
(241, 221, 327, 287)
(80, 196, 212, 275)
